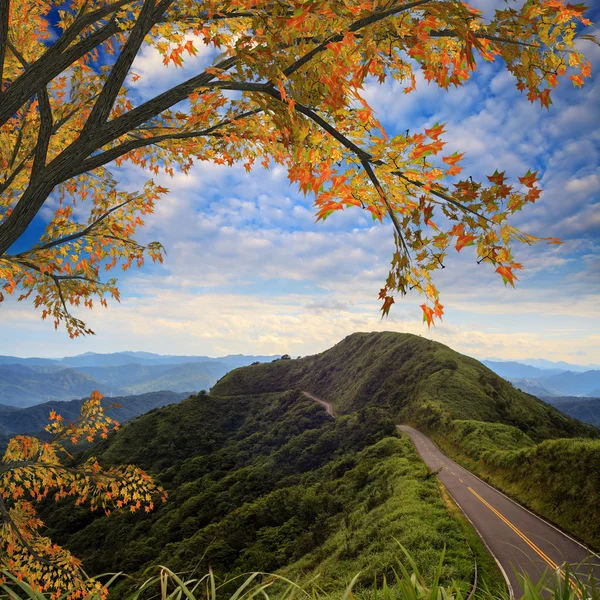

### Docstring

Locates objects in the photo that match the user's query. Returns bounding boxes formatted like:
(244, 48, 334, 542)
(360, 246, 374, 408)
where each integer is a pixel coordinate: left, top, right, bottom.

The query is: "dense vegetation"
(41, 390, 501, 596)
(544, 396, 600, 427)
(2, 549, 595, 600)
(213, 332, 595, 441)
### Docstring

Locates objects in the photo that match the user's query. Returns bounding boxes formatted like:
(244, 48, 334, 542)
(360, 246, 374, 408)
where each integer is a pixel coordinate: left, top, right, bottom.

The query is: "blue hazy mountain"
(0, 352, 278, 407)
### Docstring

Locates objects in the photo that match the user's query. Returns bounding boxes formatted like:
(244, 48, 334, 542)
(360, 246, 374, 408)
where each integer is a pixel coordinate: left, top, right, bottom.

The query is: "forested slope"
(43, 390, 498, 596)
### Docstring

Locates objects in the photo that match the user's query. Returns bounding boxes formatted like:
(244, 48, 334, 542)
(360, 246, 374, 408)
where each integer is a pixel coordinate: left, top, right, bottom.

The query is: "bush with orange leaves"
(0, 391, 166, 599)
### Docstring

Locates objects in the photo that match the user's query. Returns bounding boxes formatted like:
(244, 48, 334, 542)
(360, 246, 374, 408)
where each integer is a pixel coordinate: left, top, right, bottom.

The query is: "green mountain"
(212, 332, 594, 441)
(544, 396, 600, 427)
(212, 332, 599, 547)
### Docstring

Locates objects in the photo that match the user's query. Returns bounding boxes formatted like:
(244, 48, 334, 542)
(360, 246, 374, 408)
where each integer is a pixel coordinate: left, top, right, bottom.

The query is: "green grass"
(277, 437, 496, 595)
(1, 546, 596, 600)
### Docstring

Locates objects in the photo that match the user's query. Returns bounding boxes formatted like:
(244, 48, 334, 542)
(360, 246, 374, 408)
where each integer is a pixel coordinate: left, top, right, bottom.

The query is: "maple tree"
(0, 391, 166, 598)
(0, 0, 595, 333)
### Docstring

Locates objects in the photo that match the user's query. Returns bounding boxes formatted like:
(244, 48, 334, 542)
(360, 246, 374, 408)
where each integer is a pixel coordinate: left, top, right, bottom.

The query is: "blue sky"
(1, 0, 599, 362)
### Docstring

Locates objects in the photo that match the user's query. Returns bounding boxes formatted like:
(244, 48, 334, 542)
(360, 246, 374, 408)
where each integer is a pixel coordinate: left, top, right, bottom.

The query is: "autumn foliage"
(0, 391, 166, 598)
(0, 0, 595, 332)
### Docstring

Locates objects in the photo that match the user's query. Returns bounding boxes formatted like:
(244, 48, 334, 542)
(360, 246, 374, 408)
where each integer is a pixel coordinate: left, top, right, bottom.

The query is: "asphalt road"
(303, 391, 335, 416)
(398, 425, 600, 597)
(302, 392, 600, 595)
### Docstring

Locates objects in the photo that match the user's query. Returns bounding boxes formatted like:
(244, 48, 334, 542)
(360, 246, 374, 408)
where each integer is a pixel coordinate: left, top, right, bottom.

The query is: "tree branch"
(86, 55, 238, 150)
(0, 96, 98, 198)
(283, 0, 433, 78)
(429, 29, 539, 48)
(207, 80, 493, 228)
(50, 0, 134, 56)
(391, 171, 491, 223)
(73, 109, 262, 176)
(0, 496, 60, 571)
(0, 18, 120, 127)
(10, 258, 99, 318)
(0, 0, 9, 92)
(6, 39, 28, 69)
(12, 194, 144, 257)
(7, 99, 31, 170)
(83, 0, 171, 133)
(361, 159, 411, 258)
(30, 88, 53, 182)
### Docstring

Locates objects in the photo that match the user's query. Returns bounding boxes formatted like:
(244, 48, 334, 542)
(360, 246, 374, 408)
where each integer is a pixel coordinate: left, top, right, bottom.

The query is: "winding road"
(302, 392, 600, 597)
(398, 426, 600, 597)
(303, 391, 335, 416)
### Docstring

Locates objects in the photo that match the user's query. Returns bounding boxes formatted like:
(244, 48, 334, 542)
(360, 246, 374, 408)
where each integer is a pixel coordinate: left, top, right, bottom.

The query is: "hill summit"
(212, 331, 594, 442)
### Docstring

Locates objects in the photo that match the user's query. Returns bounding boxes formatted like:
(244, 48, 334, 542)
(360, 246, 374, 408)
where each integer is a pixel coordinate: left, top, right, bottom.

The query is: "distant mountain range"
(0, 352, 278, 407)
(0, 350, 278, 368)
(482, 359, 600, 399)
(543, 396, 600, 427)
(483, 357, 600, 373)
(0, 390, 191, 450)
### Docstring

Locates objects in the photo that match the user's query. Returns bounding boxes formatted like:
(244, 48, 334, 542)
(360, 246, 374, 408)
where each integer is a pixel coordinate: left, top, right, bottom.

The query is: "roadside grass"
(0, 545, 596, 600)
(277, 436, 486, 596)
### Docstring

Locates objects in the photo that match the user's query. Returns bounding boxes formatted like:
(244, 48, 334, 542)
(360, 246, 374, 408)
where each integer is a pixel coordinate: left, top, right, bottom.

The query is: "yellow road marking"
(467, 487, 559, 570)
(459, 478, 464, 483)
(467, 487, 582, 596)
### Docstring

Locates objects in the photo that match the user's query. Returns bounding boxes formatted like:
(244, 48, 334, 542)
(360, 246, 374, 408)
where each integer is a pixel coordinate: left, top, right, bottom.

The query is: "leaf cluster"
(0, 392, 166, 599)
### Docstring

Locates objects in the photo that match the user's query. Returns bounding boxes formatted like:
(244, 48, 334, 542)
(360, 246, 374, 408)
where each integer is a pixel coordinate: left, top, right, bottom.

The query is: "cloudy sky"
(1, 2, 599, 363)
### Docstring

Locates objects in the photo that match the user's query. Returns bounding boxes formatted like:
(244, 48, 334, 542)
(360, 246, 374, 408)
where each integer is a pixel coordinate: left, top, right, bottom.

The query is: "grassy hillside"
(43, 390, 503, 596)
(212, 332, 598, 548)
(212, 332, 595, 441)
